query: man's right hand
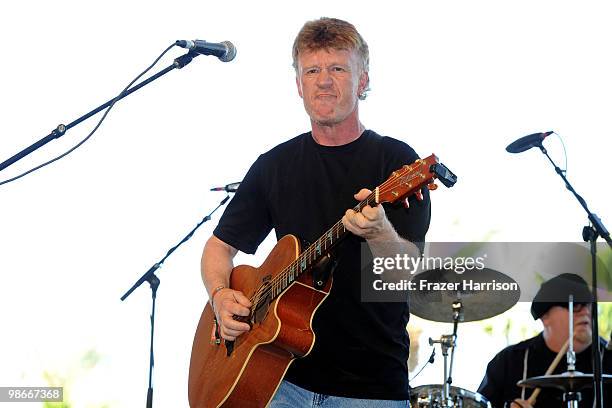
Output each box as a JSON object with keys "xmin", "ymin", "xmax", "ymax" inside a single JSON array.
[{"xmin": 212, "ymin": 288, "xmax": 252, "ymax": 341}]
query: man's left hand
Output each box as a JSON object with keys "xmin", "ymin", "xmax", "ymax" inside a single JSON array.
[{"xmin": 342, "ymin": 189, "xmax": 397, "ymax": 242}]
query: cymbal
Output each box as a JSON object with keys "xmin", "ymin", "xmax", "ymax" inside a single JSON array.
[
  {"xmin": 517, "ymin": 371, "xmax": 612, "ymax": 392},
  {"xmin": 409, "ymin": 268, "xmax": 520, "ymax": 322}
]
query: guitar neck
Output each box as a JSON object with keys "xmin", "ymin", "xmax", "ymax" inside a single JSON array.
[
  {"xmin": 267, "ymin": 191, "xmax": 378, "ymax": 300},
  {"xmin": 264, "ymin": 154, "xmax": 457, "ymax": 302}
]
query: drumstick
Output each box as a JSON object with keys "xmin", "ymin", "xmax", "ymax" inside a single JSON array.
[{"xmin": 526, "ymin": 338, "xmax": 570, "ymax": 406}]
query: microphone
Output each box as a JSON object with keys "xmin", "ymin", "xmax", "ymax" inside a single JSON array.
[
  {"xmin": 175, "ymin": 40, "xmax": 237, "ymax": 62},
  {"xmin": 211, "ymin": 182, "xmax": 241, "ymax": 192},
  {"xmin": 506, "ymin": 131, "xmax": 553, "ymax": 153}
]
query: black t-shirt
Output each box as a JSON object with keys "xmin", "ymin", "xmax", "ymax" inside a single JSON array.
[
  {"xmin": 213, "ymin": 130, "xmax": 431, "ymax": 400},
  {"xmin": 478, "ymin": 333, "xmax": 612, "ymax": 408}
]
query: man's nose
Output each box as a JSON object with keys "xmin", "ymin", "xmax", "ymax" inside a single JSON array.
[
  {"xmin": 574, "ymin": 304, "xmax": 591, "ymax": 316},
  {"xmin": 316, "ymin": 69, "xmax": 333, "ymax": 87}
]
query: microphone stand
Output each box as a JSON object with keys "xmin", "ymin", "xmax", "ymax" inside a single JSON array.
[
  {"xmin": 120, "ymin": 194, "xmax": 230, "ymax": 408},
  {"xmin": 536, "ymin": 142, "xmax": 611, "ymax": 408},
  {"xmin": 0, "ymin": 51, "xmax": 199, "ymax": 173}
]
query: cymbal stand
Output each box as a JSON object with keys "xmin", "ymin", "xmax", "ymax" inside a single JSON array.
[
  {"xmin": 563, "ymin": 392, "xmax": 582, "ymax": 408},
  {"xmin": 567, "ymin": 295, "xmax": 576, "ymax": 372},
  {"xmin": 563, "ymin": 295, "xmax": 581, "ymax": 408},
  {"xmin": 429, "ymin": 299, "xmax": 463, "ymax": 407}
]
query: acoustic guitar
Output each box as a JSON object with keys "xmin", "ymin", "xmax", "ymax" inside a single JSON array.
[{"xmin": 188, "ymin": 154, "xmax": 456, "ymax": 407}]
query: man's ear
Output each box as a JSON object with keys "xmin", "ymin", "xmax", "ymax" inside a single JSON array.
[
  {"xmin": 540, "ymin": 310, "xmax": 550, "ymax": 326},
  {"xmin": 358, "ymin": 71, "xmax": 369, "ymax": 95}
]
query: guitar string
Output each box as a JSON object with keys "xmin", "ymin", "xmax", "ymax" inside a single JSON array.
[
  {"xmin": 248, "ymin": 198, "xmax": 370, "ymax": 309},
  {"xmin": 247, "ymin": 168, "xmax": 429, "ymax": 309},
  {"xmin": 248, "ymin": 169, "xmax": 428, "ymax": 308},
  {"xmin": 247, "ymin": 163, "xmax": 431, "ymax": 309},
  {"xmin": 248, "ymin": 188, "xmax": 378, "ymax": 305}
]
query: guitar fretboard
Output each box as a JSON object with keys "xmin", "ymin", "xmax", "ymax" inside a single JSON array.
[{"xmin": 251, "ymin": 192, "xmax": 377, "ymax": 305}]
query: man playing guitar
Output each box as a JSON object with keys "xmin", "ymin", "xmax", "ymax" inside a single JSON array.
[{"xmin": 200, "ymin": 17, "xmax": 431, "ymax": 407}]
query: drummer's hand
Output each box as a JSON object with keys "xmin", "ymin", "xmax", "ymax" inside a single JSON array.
[
  {"xmin": 212, "ymin": 288, "xmax": 252, "ymax": 341},
  {"xmin": 510, "ymin": 399, "xmax": 533, "ymax": 408}
]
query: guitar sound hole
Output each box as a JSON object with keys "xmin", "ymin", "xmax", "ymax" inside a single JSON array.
[{"xmin": 253, "ymin": 289, "xmax": 271, "ymax": 324}]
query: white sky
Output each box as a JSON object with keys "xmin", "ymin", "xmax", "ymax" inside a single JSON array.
[{"xmin": 0, "ymin": 1, "xmax": 610, "ymax": 406}]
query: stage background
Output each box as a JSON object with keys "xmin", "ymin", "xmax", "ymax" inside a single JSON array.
[{"xmin": 0, "ymin": 1, "xmax": 610, "ymax": 406}]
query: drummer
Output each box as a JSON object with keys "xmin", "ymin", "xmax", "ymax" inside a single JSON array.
[{"xmin": 477, "ymin": 273, "xmax": 611, "ymax": 408}]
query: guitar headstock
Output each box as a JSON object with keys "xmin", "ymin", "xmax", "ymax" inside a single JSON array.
[{"xmin": 376, "ymin": 154, "xmax": 457, "ymax": 204}]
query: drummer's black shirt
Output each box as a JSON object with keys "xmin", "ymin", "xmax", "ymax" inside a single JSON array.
[
  {"xmin": 478, "ymin": 333, "xmax": 612, "ymax": 407},
  {"xmin": 213, "ymin": 130, "xmax": 431, "ymax": 399}
]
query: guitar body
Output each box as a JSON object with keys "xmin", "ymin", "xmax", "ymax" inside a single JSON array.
[{"xmin": 188, "ymin": 234, "xmax": 333, "ymax": 408}]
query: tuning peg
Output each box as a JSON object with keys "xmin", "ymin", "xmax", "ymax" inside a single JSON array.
[
  {"xmin": 427, "ymin": 183, "xmax": 438, "ymax": 191},
  {"xmin": 415, "ymin": 190, "xmax": 423, "ymax": 201},
  {"xmin": 403, "ymin": 197, "xmax": 410, "ymax": 209}
]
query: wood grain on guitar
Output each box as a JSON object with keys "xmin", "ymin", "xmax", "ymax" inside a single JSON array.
[{"xmin": 188, "ymin": 154, "xmax": 456, "ymax": 408}]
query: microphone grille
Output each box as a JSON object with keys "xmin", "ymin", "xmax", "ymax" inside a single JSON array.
[{"xmin": 220, "ymin": 41, "xmax": 237, "ymax": 62}]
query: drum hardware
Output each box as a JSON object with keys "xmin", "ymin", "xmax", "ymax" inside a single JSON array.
[
  {"xmin": 410, "ymin": 267, "xmax": 519, "ymax": 407},
  {"xmin": 410, "ymin": 268, "xmax": 520, "ymax": 323},
  {"xmin": 428, "ymin": 300, "xmax": 462, "ymax": 407},
  {"xmin": 410, "ymin": 384, "xmax": 491, "ymax": 408},
  {"xmin": 419, "ymin": 299, "xmax": 491, "ymax": 407},
  {"xmin": 565, "ymin": 295, "xmax": 579, "ymax": 408},
  {"xmin": 517, "ymin": 295, "xmax": 612, "ymax": 408},
  {"xmin": 518, "ymin": 372, "xmax": 612, "ymax": 392}
]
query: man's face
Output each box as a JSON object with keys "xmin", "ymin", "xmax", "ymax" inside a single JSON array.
[
  {"xmin": 542, "ymin": 304, "xmax": 592, "ymax": 348},
  {"xmin": 295, "ymin": 48, "xmax": 368, "ymax": 126}
]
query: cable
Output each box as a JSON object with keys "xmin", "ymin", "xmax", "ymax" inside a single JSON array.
[
  {"xmin": 409, "ymin": 346, "xmax": 436, "ymax": 382},
  {"xmin": 0, "ymin": 42, "xmax": 177, "ymax": 186},
  {"xmin": 552, "ymin": 131, "xmax": 568, "ymax": 174}
]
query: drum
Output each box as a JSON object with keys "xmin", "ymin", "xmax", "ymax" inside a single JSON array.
[{"xmin": 410, "ymin": 384, "xmax": 491, "ymax": 408}]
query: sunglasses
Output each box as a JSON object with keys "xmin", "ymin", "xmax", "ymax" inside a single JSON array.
[{"xmin": 560, "ymin": 303, "xmax": 590, "ymax": 313}]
